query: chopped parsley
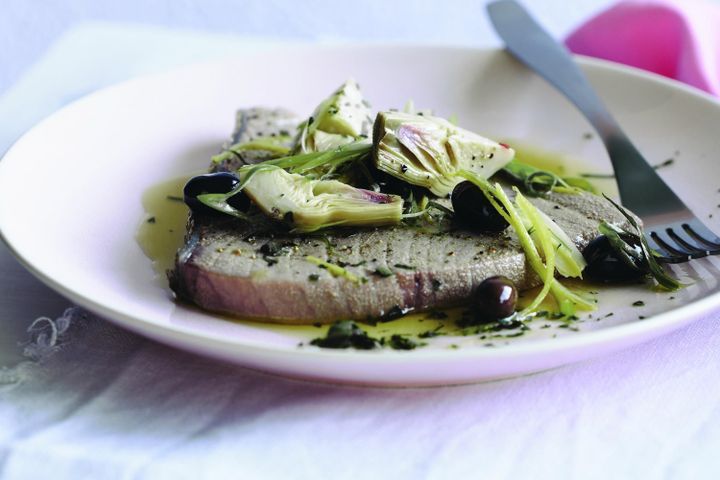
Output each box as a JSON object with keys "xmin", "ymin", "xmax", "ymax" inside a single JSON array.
[
  {"xmin": 310, "ymin": 320, "xmax": 377, "ymax": 349},
  {"xmin": 374, "ymin": 266, "xmax": 394, "ymax": 277},
  {"xmin": 393, "ymin": 263, "xmax": 416, "ymax": 270},
  {"xmin": 386, "ymin": 335, "xmax": 424, "ymax": 350}
]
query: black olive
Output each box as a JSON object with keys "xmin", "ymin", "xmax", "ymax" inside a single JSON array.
[
  {"xmin": 473, "ymin": 275, "xmax": 518, "ymax": 323},
  {"xmin": 183, "ymin": 172, "xmax": 249, "ymax": 215},
  {"xmin": 582, "ymin": 235, "xmax": 646, "ymax": 283},
  {"xmin": 451, "ymin": 181, "xmax": 509, "ymax": 233},
  {"xmin": 226, "ymin": 190, "xmax": 251, "ymax": 211},
  {"xmin": 371, "ymin": 167, "xmax": 421, "ymax": 198}
]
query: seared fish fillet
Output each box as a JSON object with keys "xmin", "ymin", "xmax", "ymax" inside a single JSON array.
[{"xmin": 170, "ymin": 109, "xmax": 627, "ymax": 324}]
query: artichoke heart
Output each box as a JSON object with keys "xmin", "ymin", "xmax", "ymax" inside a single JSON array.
[
  {"xmin": 295, "ymin": 79, "xmax": 374, "ymax": 153},
  {"xmin": 373, "ymin": 111, "xmax": 515, "ymax": 196},
  {"xmin": 241, "ymin": 167, "xmax": 403, "ymax": 232}
]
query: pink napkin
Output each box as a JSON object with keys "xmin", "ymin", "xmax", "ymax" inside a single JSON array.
[{"xmin": 566, "ymin": 0, "xmax": 720, "ymax": 96}]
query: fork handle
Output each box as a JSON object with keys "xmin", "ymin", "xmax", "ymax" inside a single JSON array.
[{"xmin": 486, "ymin": 0, "xmax": 687, "ymax": 218}]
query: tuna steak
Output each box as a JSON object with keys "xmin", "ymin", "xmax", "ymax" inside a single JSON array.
[{"xmin": 170, "ymin": 108, "xmax": 628, "ymax": 324}]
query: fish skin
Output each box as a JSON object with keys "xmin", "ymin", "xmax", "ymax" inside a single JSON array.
[{"xmin": 170, "ymin": 108, "xmax": 630, "ymax": 324}]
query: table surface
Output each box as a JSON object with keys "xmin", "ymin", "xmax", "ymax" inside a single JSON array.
[{"xmin": 3, "ymin": 2, "xmax": 720, "ymax": 479}]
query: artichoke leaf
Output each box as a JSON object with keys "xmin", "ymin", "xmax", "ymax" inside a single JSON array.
[
  {"xmin": 240, "ymin": 166, "xmax": 403, "ymax": 232},
  {"xmin": 373, "ymin": 111, "xmax": 515, "ymax": 196},
  {"xmin": 295, "ymin": 79, "xmax": 374, "ymax": 154}
]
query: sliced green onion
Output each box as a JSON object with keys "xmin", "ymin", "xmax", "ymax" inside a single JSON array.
[
  {"xmin": 503, "ymin": 160, "xmax": 597, "ymax": 196},
  {"xmin": 457, "ymin": 169, "xmax": 595, "ymax": 316},
  {"xmin": 511, "ymin": 192, "xmax": 557, "ymax": 314},
  {"xmin": 197, "ymin": 142, "xmax": 373, "ymax": 219},
  {"xmin": 211, "ymin": 136, "xmax": 293, "ymax": 164}
]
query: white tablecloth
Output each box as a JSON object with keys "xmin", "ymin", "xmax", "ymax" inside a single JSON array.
[{"xmin": 2, "ymin": 11, "xmax": 720, "ymax": 480}]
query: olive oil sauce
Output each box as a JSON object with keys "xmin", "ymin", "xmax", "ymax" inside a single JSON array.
[{"xmin": 137, "ymin": 146, "xmax": 608, "ymax": 349}]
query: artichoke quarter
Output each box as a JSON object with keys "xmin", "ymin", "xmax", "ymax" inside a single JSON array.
[
  {"xmin": 295, "ymin": 80, "xmax": 374, "ymax": 154},
  {"xmin": 373, "ymin": 111, "xmax": 515, "ymax": 196},
  {"xmin": 241, "ymin": 166, "xmax": 403, "ymax": 232}
]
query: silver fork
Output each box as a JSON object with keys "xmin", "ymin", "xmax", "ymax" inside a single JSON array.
[{"xmin": 487, "ymin": 0, "xmax": 720, "ymax": 264}]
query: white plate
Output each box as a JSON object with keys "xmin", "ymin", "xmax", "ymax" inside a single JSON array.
[{"xmin": 2, "ymin": 46, "xmax": 720, "ymax": 387}]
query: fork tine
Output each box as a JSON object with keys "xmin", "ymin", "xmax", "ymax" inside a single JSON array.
[
  {"xmin": 647, "ymin": 221, "xmax": 720, "ymax": 264},
  {"xmin": 649, "ymin": 230, "xmax": 694, "ymax": 261},
  {"xmin": 683, "ymin": 220, "xmax": 720, "ymax": 249},
  {"xmin": 666, "ymin": 228, "xmax": 712, "ymax": 258},
  {"xmin": 645, "ymin": 234, "xmax": 687, "ymax": 264},
  {"xmin": 644, "ymin": 234, "xmax": 667, "ymax": 256}
]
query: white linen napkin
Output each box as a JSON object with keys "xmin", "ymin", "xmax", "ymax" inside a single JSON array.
[
  {"xmin": 4, "ymin": 306, "xmax": 720, "ymax": 479},
  {"xmin": 2, "ymin": 19, "xmax": 720, "ymax": 480}
]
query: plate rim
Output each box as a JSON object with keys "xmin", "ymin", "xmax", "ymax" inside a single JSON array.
[{"xmin": 1, "ymin": 44, "xmax": 719, "ymax": 368}]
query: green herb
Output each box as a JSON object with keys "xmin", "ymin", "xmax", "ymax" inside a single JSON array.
[
  {"xmin": 418, "ymin": 325, "xmax": 445, "ymax": 338},
  {"xmin": 632, "ymin": 300, "xmax": 645, "ymax": 307},
  {"xmin": 387, "ymin": 335, "xmax": 424, "ymax": 350},
  {"xmin": 653, "ymin": 158, "xmax": 674, "ymax": 170},
  {"xmin": 259, "ymin": 240, "xmax": 293, "ymax": 257},
  {"xmin": 263, "ymin": 257, "xmax": 278, "ymax": 266},
  {"xmin": 393, "ymin": 263, "xmax": 416, "ymax": 270},
  {"xmin": 601, "ymin": 195, "xmax": 682, "ymax": 291},
  {"xmin": 147, "ymin": 216, "xmax": 156, "ymax": 224},
  {"xmin": 320, "ymin": 235, "xmax": 335, "ymax": 255},
  {"xmin": 580, "ymin": 172, "xmax": 615, "ymax": 179},
  {"xmin": 305, "ymin": 255, "xmax": 365, "ymax": 284},
  {"xmin": 166, "ymin": 195, "xmax": 184, "ymax": 202},
  {"xmin": 336, "ymin": 260, "xmax": 367, "ymax": 268},
  {"xmin": 374, "ymin": 266, "xmax": 394, "ymax": 277},
  {"xmin": 557, "ymin": 324, "xmax": 579, "ymax": 332},
  {"xmin": 308, "ymin": 274, "xmax": 320, "ymax": 282},
  {"xmin": 310, "ymin": 320, "xmax": 377, "ymax": 349}
]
